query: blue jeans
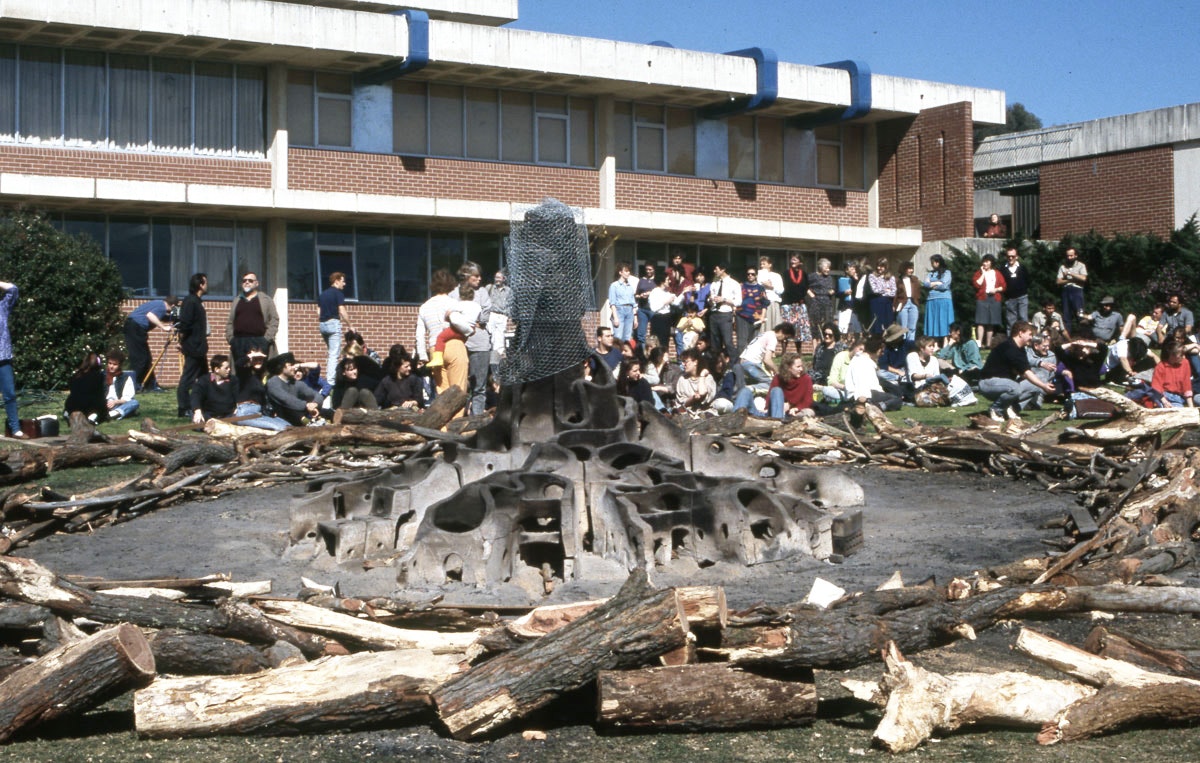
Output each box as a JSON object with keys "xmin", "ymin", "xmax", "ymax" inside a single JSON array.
[
  {"xmin": 733, "ymin": 386, "xmax": 785, "ymax": 418},
  {"xmin": 739, "ymin": 361, "xmax": 772, "ymax": 390},
  {"xmin": 636, "ymin": 308, "xmax": 652, "ymax": 345},
  {"xmin": 108, "ymin": 399, "xmax": 140, "ymax": 420},
  {"xmin": 319, "ymin": 318, "xmax": 341, "ymax": 383},
  {"xmin": 1062, "ymin": 288, "xmax": 1084, "ymax": 332},
  {"xmin": 0, "ymin": 360, "xmax": 16, "ymax": 434},
  {"xmin": 896, "ymin": 300, "xmax": 918, "ymax": 342},
  {"xmin": 234, "ymin": 402, "xmax": 290, "ymax": 431},
  {"xmin": 979, "ymin": 377, "xmax": 1042, "ymax": 411},
  {"xmin": 613, "ymin": 305, "xmax": 635, "ymax": 342}
]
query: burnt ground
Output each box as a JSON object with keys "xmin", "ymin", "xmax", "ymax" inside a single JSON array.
[{"xmin": 6, "ymin": 465, "xmax": 1200, "ymax": 762}]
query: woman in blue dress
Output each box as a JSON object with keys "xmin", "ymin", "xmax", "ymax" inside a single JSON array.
[{"xmin": 923, "ymin": 254, "xmax": 954, "ymax": 345}]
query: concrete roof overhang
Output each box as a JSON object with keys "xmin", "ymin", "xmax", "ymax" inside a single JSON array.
[{"xmin": 0, "ymin": 1, "xmax": 1004, "ymax": 124}]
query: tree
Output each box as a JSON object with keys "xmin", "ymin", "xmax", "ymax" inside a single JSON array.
[
  {"xmin": 974, "ymin": 103, "xmax": 1044, "ymax": 146},
  {"xmin": 0, "ymin": 210, "xmax": 125, "ymax": 389}
]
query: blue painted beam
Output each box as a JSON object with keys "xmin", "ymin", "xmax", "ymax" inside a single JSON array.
[
  {"xmin": 355, "ymin": 10, "xmax": 429, "ymax": 87},
  {"xmin": 700, "ymin": 47, "xmax": 778, "ymax": 119},
  {"xmin": 791, "ymin": 59, "xmax": 871, "ymax": 130}
]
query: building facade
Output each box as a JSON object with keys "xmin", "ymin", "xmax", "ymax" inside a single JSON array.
[
  {"xmin": 975, "ymin": 102, "xmax": 1200, "ymax": 241},
  {"xmin": 0, "ymin": 0, "xmax": 1003, "ymax": 381}
]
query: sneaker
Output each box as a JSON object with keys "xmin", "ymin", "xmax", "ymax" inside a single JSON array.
[
  {"xmin": 1005, "ymin": 406, "xmax": 1021, "ymax": 420},
  {"xmin": 145, "ymin": 386, "xmax": 167, "ymax": 394},
  {"xmin": 10, "ymin": 429, "xmax": 25, "ymax": 439},
  {"xmin": 988, "ymin": 407, "xmax": 1005, "ymax": 422}
]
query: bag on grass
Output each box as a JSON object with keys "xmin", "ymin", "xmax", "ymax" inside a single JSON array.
[
  {"xmin": 946, "ymin": 374, "xmax": 976, "ymax": 407},
  {"xmin": 914, "ymin": 381, "xmax": 950, "ymax": 408}
]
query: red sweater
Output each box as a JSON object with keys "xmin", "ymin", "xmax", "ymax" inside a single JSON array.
[
  {"xmin": 770, "ymin": 373, "xmax": 814, "ymax": 412},
  {"xmin": 1152, "ymin": 359, "xmax": 1193, "ymax": 398},
  {"xmin": 972, "ymin": 269, "xmax": 1007, "ymax": 302}
]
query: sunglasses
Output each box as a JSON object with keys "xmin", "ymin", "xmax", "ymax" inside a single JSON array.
[{"xmin": 242, "ymin": 278, "xmax": 257, "ymax": 283}]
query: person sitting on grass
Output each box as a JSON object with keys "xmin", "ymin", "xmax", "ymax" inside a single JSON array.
[
  {"xmin": 266, "ymin": 352, "xmax": 325, "ymax": 426},
  {"xmin": 733, "ymin": 352, "xmax": 814, "ymax": 419},
  {"xmin": 1151, "ymin": 341, "xmax": 1195, "ymax": 408},
  {"xmin": 228, "ymin": 350, "xmax": 290, "ymax": 432},
  {"xmin": 936, "ymin": 322, "xmax": 983, "ymax": 385},
  {"xmin": 845, "ymin": 335, "xmax": 903, "ymax": 414},
  {"xmin": 64, "ymin": 351, "xmax": 106, "ymax": 424},
  {"xmin": 191, "ymin": 354, "xmax": 238, "ymax": 426},
  {"xmin": 617, "ymin": 359, "xmax": 656, "ymax": 408},
  {"xmin": 103, "ymin": 349, "xmax": 139, "ymax": 421},
  {"xmin": 332, "ymin": 357, "xmax": 380, "ymax": 410},
  {"xmin": 674, "ymin": 349, "xmax": 716, "ymax": 414},
  {"xmin": 374, "ymin": 354, "xmax": 425, "ymax": 410},
  {"xmin": 906, "ymin": 336, "xmax": 951, "ymax": 392}
]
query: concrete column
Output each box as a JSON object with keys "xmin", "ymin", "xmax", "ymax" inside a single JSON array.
[
  {"xmin": 267, "ymin": 64, "xmax": 289, "ymax": 194},
  {"xmin": 865, "ymin": 122, "xmax": 880, "ymax": 229},
  {"xmin": 596, "ymin": 95, "xmax": 616, "ymax": 209},
  {"xmin": 266, "ymin": 218, "xmax": 289, "ymax": 354}
]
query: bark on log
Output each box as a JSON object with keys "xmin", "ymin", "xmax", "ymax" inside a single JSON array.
[
  {"xmin": 1039, "ymin": 680, "xmax": 1200, "ymax": 744},
  {"xmin": 849, "ymin": 642, "xmax": 1095, "ymax": 753},
  {"xmin": 1063, "ymin": 386, "xmax": 1200, "ymax": 442},
  {"xmin": 254, "ymin": 599, "xmax": 478, "ymax": 653},
  {"xmin": 0, "ymin": 557, "xmax": 328, "ymax": 657},
  {"xmin": 1084, "ymin": 626, "xmax": 1200, "ymax": 679},
  {"xmin": 334, "ymin": 386, "xmax": 467, "ymax": 431},
  {"xmin": 596, "ymin": 663, "xmax": 815, "ymax": 731},
  {"xmin": 0, "ymin": 623, "xmax": 155, "ymax": 743},
  {"xmin": 433, "ymin": 570, "xmax": 690, "ymax": 740},
  {"xmin": 239, "ymin": 424, "xmax": 424, "ymax": 457},
  {"xmin": 150, "ymin": 629, "xmax": 274, "ymax": 676},
  {"xmin": 134, "ymin": 649, "xmax": 460, "ymax": 738},
  {"xmin": 44, "ymin": 442, "xmax": 166, "ymax": 471}
]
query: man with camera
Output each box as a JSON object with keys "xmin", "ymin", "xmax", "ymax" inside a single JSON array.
[{"xmin": 123, "ymin": 294, "xmax": 180, "ymax": 393}]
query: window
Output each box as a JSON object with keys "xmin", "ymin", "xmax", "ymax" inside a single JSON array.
[
  {"xmin": 727, "ymin": 115, "xmax": 756, "ymax": 180},
  {"xmin": 666, "ymin": 108, "xmax": 694, "ymax": 176},
  {"xmin": 536, "ymin": 94, "xmax": 568, "ymax": 165},
  {"xmin": 0, "ymin": 45, "xmax": 265, "ymax": 155},
  {"xmin": 816, "ymin": 125, "xmax": 865, "ymax": 189},
  {"xmin": 315, "ymin": 72, "xmax": 351, "ymax": 148},
  {"xmin": 392, "ymin": 79, "xmax": 427, "ymax": 155}
]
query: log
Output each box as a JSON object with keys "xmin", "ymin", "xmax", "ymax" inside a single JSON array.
[
  {"xmin": 596, "ymin": 663, "xmax": 815, "ymax": 731},
  {"xmin": 1063, "ymin": 386, "xmax": 1200, "ymax": 442},
  {"xmin": 1083, "ymin": 626, "xmax": 1200, "ymax": 679},
  {"xmin": 134, "ymin": 648, "xmax": 461, "ymax": 738},
  {"xmin": 254, "ymin": 599, "xmax": 478, "ymax": 654},
  {"xmin": 44, "ymin": 442, "xmax": 165, "ymax": 471},
  {"xmin": 852, "ymin": 642, "xmax": 1094, "ymax": 753},
  {"xmin": 239, "ymin": 424, "xmax": 424, "ymax": 457},
  {"xmin": 0, "ymin": 623, "xmax": 155, "ymax": 743},
  {"xmin": 334, "ymin": 386, "xmax": 467, "ymax": 431},
  {"xmin": 1014, "ymin": 627, "xmax": 1200, "ymax": 690},
  {"xmin": 1040, "ymin": 680, "xmax": 1200, "ymax": 744},
  {"xmin": 433, "ymin": 570, "xmax": 690, "ymax": 740},
  {"xmin": 150, "ymin": 629, "xmax": 274, "ymax": 675}
]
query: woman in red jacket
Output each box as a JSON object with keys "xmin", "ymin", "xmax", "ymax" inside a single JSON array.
[{"xmin": 972, "ymin": 253, "xmax": 1006, "ymax": 349}]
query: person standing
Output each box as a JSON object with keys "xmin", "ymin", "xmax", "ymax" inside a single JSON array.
[
  {"xmin": 607, "ymin": 262, "xmax": 637, "ymax": 343},
  {"xmin": 225, "ymin": 271, "xmax": 278, "ymax": 364},
  {"xmin": 735, "ymin": 266, "xmax": 769, "ymax": 352},
  {"xmin": 866, "ymin": 259, "xmax": 896, "ymax": 334},
  {"xmin": 124, "ymin": 295, "xmax": 179, "ymax": 392},
  {"xmin": 1000, "ymin": 245, "xmax": 1030, "ymax": 331},
  {"xmin": 923, "ymin": 254, "xmax": 953, "ymax": 345},
  {"xmin": 893, "ymin": 261, "xmax": 921, "ymax": 342},
  {"xmin": 759, "ymin": 255, "xmax": 786, "ymax": 337},
  {"xmin": 453, "ymin": 261, "xmax": 492, "ymax": 417},
  {"xmin": 634, "ymin": 263, "xmax": 657, "ymax": 347},
  {"xmin": 0, "ymin": 280, "xmax": 19, "ymax": 437},
  {"xmin": 318, "ymin": 272, "xmax": 353, "ymax": 383},
  {"xmin": 837, "ymin": 262, "xmax": 861, "ymax": 336},
  {"xmin": 972, "ymin": 254, "xmax": 1006, "ymax": 349},
  {"xmin": 708, "ymin": 263, "xmax": 740, "ymax": 361},
  {"xmin": 779, "ymin": 253, "xmax": 808, "ymax": 342},
  {"xmin": 175, "ymin": 273, "xmax": 209, "ymax": 418},
  {"xmin": 1056, "ymin": 246, "xmax": 1087, "ymax": 332},
  {"xmin": 806, "ymin": 257, "xmax": 836, "ymax": 333},
  {"xmin": 485, "ymin": 269, "xmax": 511, "ymax": 375}
]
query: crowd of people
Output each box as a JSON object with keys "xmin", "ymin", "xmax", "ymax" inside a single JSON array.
[{"xmin": 29, "ymin": 243, "xmax": 1200, "ymax": 438}]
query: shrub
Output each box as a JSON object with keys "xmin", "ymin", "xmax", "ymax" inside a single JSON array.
[{"xmin": 0, "ymin": 210, "xmax": 125, "ymax": 389}]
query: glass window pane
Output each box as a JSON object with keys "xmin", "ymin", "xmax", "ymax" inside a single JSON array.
[
  {"xmin": 315, "ymin": 72, "xmax": 351, "ymax": 95},
  {"xmin": 613, "ymin": 101, "xmax": 632, "ymax": 170},
  {"xmin": 536, "ymin": 93, "xmax": 567, "ymax": 115},
  {"xmin": 316, "ymin": 227, "xmax": 353, "ymax": 248},
  {"xmin": 319, "ymin": 250, "xmax": 355, "ymax": 299},
  {"xmin": 63, "ymin": 214, "xmax": 106, "ymax": 250},
  {"xmin": 465, "ymin": 87, "xmax": 499, "ymax": 159},
  {"xmin": 236, "ymin": 66, "xmax": 266, "ymax": 154},
  {"xmin": 730, "ymin": 247, "xmax": 757, "ymax": 273},
  {"xmin": 635, "ymin": 124, "xmax": 664, "ymax": 172},
  {"xmin": 152, "ymin": 58, "xmax": 192, "ymax": 150},
  {"xmin": 19, "ymin": 46, "xmax": 61, "ymax": 140},
  {"xmin": 195, "ymin": 61, "xmax": 234, "ymax": 152},
  {"xmin": 166, "ymin": 220, "xmax": 194, "ymax": 295},
  {"xmin": 758, "ymin": 117, "xmax": 783, "ymax": 183},
  {"xmin": 537, "ymin": 115, "xmax": 567, "ymax": 164},
  {"xmin": 843, "ymin": 126, "xmax": 864, "ymax": 189},
  {"xmin": 393, "ymin": 230, "xmax": 427, "ymax": 304},
  {"xmin": 287, "ymin": 225, "xmax": 316, "ymax": 300},
  {"xmin": 109, "ymin": 218, "xmax": 150, "ymax": 295},
  {"xmin": 197, "ymin": 244, "xmax": 234, "ymax": 296},
  {"xmin": 466, "ymin": 233, "xmax": 500, "ymax": 283},
  {"xmin": 151, "ymin": 220, "xmax": 173, "ymax": 296},
  {"xmin": 814, "ymin": 125, "xmax": 839, "ymax": 141},
  {"xmin": 727, "ymin": 115, "xmax": 755, "ymax": 180},
  {"xmin": 356, "ymin": 229, "xmax": 391, "ymax": 302},
  {"xmin": 429, "ymin": 84, "xmax": 463, "ymax": 156},
  {"xmin": 666, "ymin": 108, "xmax": 693, "ymax": 175},
  {"xmin": 697, "ymin": 245, "xmax": 726, "ymax": 274},
  {"xmin": 110, "ymin": 54, "xmax": 150, "ymax": 148},
  {"xmin": 430, "ymin": 233, "xmax": 464, "ymax": 275},
  {"xmin": 64, "ymin": 50, "xmax": 105, "ymax": 144},
  {"xmin": 392, "ymin": 79, "xmax": 427, "ymax": 155},
  {"xmin": 501, "ymin": 90, "xmax": 533, "ymax": 162},
  {"xmin": 0, "ymin": 44, "xmax": 14, "ymax": 138},
  {"xmin": 286, "ymin": 70, "xmax": 313, "ymax": 146},
  {"xmin": 316, "ymin": 96, "xmax": 350, "ymax": 147},
  {"xmin": 236, "ymin": 224, "xmax": 264, "ymax": 286},
  {"xmin": 635, "ymin": 103, "xmax": 663, "ymax": 124},
  {"xmin": 817, "ymin": 142, "xmax": 841, "ymax": 186},
  {"xmin": 569, "ymin": 97, "xmax": 594, "ymax": 168}
]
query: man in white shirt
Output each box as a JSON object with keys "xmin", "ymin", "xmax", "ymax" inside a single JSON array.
[
  {"xmin": 738, "ymin": 322, "xmax": 796, "ymax": 389},
  {"xmin": 708, "ymin": 263, "xmax": 740, "ymax": 361},
  {"xmin": 845, "ymin": 335, "xmax": 903, "ymax": 411}
]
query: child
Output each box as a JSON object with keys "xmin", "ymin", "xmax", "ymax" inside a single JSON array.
[
  {"xmin": 675, "ymin": 302, "xmax": 706, "ymax": 351},
  {"xmin": 427, "ymin": 285, "xmax": 479, "ymax": 369}
]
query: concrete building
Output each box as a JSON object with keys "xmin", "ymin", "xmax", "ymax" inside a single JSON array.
[
  {"xmin": 975, "ymin": 102, "xmax": 1200, "ymax": 240},
  {"xmin": 0, "ymin": 0, "xmax": 1004, "ymax": 381}
]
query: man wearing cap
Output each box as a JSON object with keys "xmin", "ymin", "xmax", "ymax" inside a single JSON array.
[
  {"xmin": 225, "ymin": 271, "xmax": 278, "ymax": 363},
  {"xmin": 265, "ymin": 352, "xmax": 323, "ymax": 427},
  {"xmin": 1080, "ymin": 296, "xmax": 1124, "ymax": 343}
]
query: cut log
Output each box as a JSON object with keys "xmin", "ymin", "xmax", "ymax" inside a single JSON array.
[
  {"xmin": 254, "ymin": 599, "xmax": 478, "ymax": 653},
  {"xmin": 433, "ymin": 570, "xmax": 690, "ymax": 740},
  {"xmin": 1083, "ymin": 626, "xmax": 1200, "ymax": 679},
  {"xmin": 0, "ymin": 623, "xmax": 155, "ymax": 743},
  {"xmin": 150, "ymin": 629, "xmax": 274, "ymax": 675},
  {"xmin": 334, "ymin": 386, "xmax": 467, "ymax": 431},
  {"xmin": 856, "ymin": 642, "xmax": 1095, "ymax": 753},
  {"xmin": 1063, "ymin": 386, "xmax": 1200, "ymax": 442},
  {"xmin": 239, "ymin": 424, "xmax": 424, "ymax": 457},
  {"xmin": 1014, "ymin": 627, "xmax": 1200, "ymax": 690},
  {"xmin": 596, "ymin": 663, "xmax": 815, "ymax": 731},
  {"xmin": 1039, "ymin": 680, "xmax": 1200, "ymax": 744},
  {"xmin": 134, "ymin": 648, "xmax": 460, "ymax": 738}
]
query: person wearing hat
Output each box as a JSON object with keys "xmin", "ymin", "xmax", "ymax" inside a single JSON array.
[
  {"xmin": 231, "ymin": 349, "xmax": 290, "ymax": 431},
  {"xmin": 1079, "ymin": 296, "xmax": 1124, "ymax": 343},
  {"xmin": 878, "ymin": 322, "xmax": 912, "ymax": 398},
  {"xmin": 266, "ymin": 352, "xmax": 324, "ymax": 427}
]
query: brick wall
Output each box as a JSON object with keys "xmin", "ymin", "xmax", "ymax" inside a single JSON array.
[
  {"xmin": 1040, "ymin": 146, "xmax": 1174, "ymax": 239},
  {"xmin": 289, "ymin": 150, "xmax": 601, "ymax": 208},
  {"xmin": 0, "ymin": 146, "xmax": 271, "ymax": 187},
  {"xmin": 877, "ymin": 102, "xmax": 974, "ymax": 240},
  {"xmin": 614, "ymin": 173, "xmax": 869, "ymax": 225}
]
